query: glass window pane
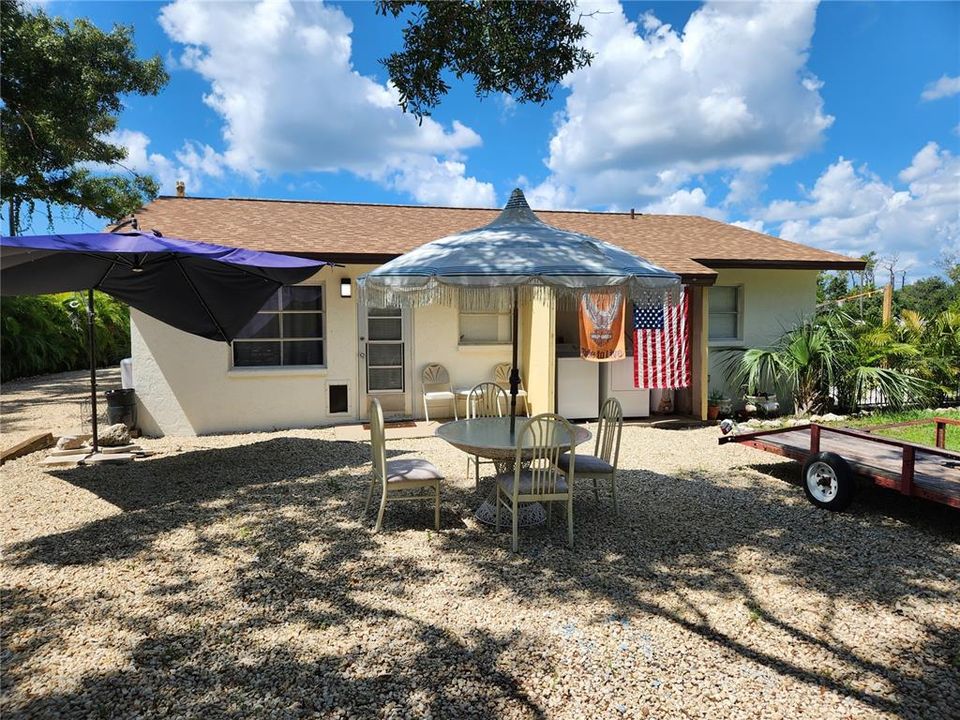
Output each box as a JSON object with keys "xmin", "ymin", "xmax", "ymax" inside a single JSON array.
[
  {"xmin": 709, "ymin": 313, "xmax": 738, "ymax": 340},
  {"xmin": 282, "ymin": 286, "xmax": 323, "ymax": 311},
  {"xmin": 282, "ymin": 313, "xmax": 323, "ymax": 338},
  {"xmin": 236, "ymin": 314, "xmax": 280, "ymax": 339},
  {"xmin": 234, "ymin": 341, "xmax": 281, "ymax": 366},
  {"xmin": 369, "ymin": 367, "xmax": 403, "ymax": 391},
  {"xmin": 283, "ymin": 340, "xmax": 323, "ymax": 365},
  {"xmin": 368, "ymin": 343, "xmax": 403, "ymax": 367},
  {"xmin": 710, "ymin": 286, "xmax": 738, "ymax": 313},
  {"xmin": 368, "ymin": 317, "xmax": 402, "ymax": 341}
]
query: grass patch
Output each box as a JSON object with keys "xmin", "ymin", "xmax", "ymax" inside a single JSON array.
[{"xmin": 834, "ymin": 409, "xmax": 960, "ymax": 452}]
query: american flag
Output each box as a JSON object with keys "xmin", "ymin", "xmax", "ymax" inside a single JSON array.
[{"xmin": 633, "ymin": 288, "xmax": 690, "ymax": 389}]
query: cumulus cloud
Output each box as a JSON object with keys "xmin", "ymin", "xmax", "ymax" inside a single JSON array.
[
  {"xmin": 920, "ymin": 74, "xmax": 960, "ymax": 101},
  {"xmin": 157, "ymin": 0, "xmax": 493, "ymax": 207},
  {"xmin": 528, "ymin": 0, "xmax": 832, "ymax": 208},
  {"xmin": 103, "ymin": 129, "xmax": 224, "ymax": 195},
  {"xmin": 641, "ymin": 187, "xmax": 725, "ymax": 220},
  {"xmin": 762, "ymin": 142, "xmax": 959, "ymax": 274}
]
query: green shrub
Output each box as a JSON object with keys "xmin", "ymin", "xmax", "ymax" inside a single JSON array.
[{"xmin": 1, "ymin": 292, "xmax": 130, "ymax": 381}]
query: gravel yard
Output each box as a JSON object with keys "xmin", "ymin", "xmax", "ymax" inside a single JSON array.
[{"xmin": 2, "ymin": 375, "xmax": 959, "ymax": 719}]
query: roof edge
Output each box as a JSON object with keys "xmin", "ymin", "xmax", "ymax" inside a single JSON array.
[{"xmin": 697, "ymin": 258, "xmax": 866, "ymax": 271}]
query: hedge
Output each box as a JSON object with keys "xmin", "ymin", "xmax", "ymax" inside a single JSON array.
[{"xmin": 1, "ymin": 292, "xmax": 130, "ymax": 382}]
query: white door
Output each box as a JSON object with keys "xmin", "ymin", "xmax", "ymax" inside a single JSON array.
[{"xmin": 358, "ymin": 306, "xmax": 410, "ymax": 418}]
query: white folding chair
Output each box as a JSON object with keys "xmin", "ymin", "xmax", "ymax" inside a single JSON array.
[
  {"xmin": 493, "ymin": 362, "xmax": 530, "ymax": 416},
  {"xmin": 421, "ymin": 363, "xmax": 458, "ymax": 422}
]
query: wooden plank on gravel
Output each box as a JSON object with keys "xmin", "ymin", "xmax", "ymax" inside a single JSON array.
[
  {"xmin": 83, "ymin": 453, "xmax": 136, "ymax": 465},
  {"xmin": 1, "ymin": 432, "xmax": 54, "ymax": 465},
  {"xmin": 99, "ymin": 444, "xmax": 142, "ymax": 454}
]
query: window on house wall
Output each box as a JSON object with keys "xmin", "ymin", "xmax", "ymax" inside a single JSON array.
[
  {"xmin": 459, "ymin": 305, "xmax": 512, "ymax": 345},
  {"xmin": 708, "ymin": 285, "xmax": 742, "ymax": 341},
  {"xmin": 232, "ymin": 285, "xmax": 324, "ymax": 367}
]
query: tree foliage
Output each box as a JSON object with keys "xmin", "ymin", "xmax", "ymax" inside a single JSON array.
[
  {"xmin": 0, "ymin": 0, "xmax": 168, "ymax": 234},
  {"xmin": 376, "ymin": 0, "xmax": 593, "ymax": 118}
]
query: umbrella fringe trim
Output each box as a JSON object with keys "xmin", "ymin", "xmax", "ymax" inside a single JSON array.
[{"xmin": 358, "ymin": 279, "xmax": 681, "ymax": 311}]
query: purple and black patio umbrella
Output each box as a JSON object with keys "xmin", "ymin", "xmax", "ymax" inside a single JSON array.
[{"xmin": 1, "ymin": 223, "xmax": 332, "ymax": 452}]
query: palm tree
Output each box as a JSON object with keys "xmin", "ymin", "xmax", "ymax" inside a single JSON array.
[{"xmin": 721, "ymin": 312, "xmax": 933, "ymax": 415}]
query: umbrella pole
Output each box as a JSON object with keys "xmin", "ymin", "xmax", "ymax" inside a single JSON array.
[
  {"xmin": 510, "ymin": 287, "xmax": 520, "ymax": 437},
  {"xmin": 87, "ymin": 289, "xmax": 99, "ymax": 454}
]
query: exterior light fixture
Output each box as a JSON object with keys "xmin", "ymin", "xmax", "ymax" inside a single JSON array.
[{"xmin": 340, "ymin": 278, "xmax": 352, "ymax": 298}]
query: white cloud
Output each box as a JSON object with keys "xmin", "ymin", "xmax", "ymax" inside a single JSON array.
[
  {"xmin": 641, "ymin": 187, "xmax": 725, "ymax": 220},
  {"xmin": 920, "ymin": 74, "xmax": 960, "ymax": 101},
  {"xmin": 762, "ymin": 142, "xmax": 960, "ymax": 275},
  {"xmin": 157, "ymin": 0, "xmax": 492, "ymax": 207},
  {"xmin": 103, "ymin": 129, "xmax": 224, "ymax": 196},
  {"xmin": 533, "ymin": 0, "xmax": 832, "ymax": 208}
]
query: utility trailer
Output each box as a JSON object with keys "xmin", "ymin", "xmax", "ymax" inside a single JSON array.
[{"xmin": 719, "ymin": 418, "xmax": 960, "ymax": 511}]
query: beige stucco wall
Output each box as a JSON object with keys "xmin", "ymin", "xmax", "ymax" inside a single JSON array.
[
  {"xmin": 706, "ymin": 268, "xmax": 818, "ymax": 410},
  {"xmin": 132, "ymin": 263, "xmax": 817, "ymax": 436},
  {"xmin": 410, "ymin": 303, "xmax": 512, "ymax": 420},
  {"xmin": 131, "ymin": 263, "xmax": 515, "ymax": 436}
]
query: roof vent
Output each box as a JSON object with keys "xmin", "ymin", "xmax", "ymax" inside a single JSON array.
[
  {"xmin": 630, "ymin": 208, "xmax": 635, "ymax": 219},
  {"xmin": 175, "ymin": 180, "xmax": 185, "ymax": 198}
]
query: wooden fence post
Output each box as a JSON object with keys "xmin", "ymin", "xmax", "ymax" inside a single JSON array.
[
  {"xmin": 901, "ymin": 446, "xmax": 915, "ymax": 496},
  {"xmin": 810, "ymin": 423, "xmax": 821, "ymax": 455},
  {"xmin": 935, "ymin": 421, "xmax": 946, "ymax": 450}
]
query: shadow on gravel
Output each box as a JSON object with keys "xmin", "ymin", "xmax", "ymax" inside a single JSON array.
[{"xmin": 3, "ymin": 438, "xmax": 959, "ymax": 719}]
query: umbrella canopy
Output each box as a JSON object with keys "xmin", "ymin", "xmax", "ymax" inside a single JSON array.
[
  {"xmin": 358, "ymin": 189, "xmax": 682, "ymax": 431},
  {"xmin": 1, "ymin": 228, "xmax": 329, "ymax": 342},
  {"xmin": 359, "ymin": 188, "xmax": 681, "ymax": 311},
  {"xmin": 1, "ymin": 227, "xmax": 331, "ymax": 454}
]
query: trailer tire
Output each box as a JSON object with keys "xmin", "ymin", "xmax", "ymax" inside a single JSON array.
[{"xmin": 802, "ymin": 452, "xmax": 854, "ymax": 511}]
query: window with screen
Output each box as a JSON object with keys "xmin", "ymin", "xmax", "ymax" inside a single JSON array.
[
  {"xmin": 232, "ymin": 285, "xmax": 324, "ymax": 367},
  {"xmin": 708, "ymin": 285, "xmax": 742, "ymax": 341},
  {"xmin": 459, "ymin": 305, "xmax": 512, "ymax": 345}
]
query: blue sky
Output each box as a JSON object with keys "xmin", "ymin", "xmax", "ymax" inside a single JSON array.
[{"xmin": 38, "ymin": 1, "xmax": 960, "ymax": 279}]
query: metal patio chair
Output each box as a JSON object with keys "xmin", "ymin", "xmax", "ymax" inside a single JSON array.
[
  {"xmin": 365, "ymin": 398, "xmax": 442, "ymax": 532},
  {"xmin": 557, "ymin": 397, "xmax": 624, "ymax": 512},
  {"xmin": 495, "ymin": 413, "xmax": 576, "ymax": 552},
  {"xmin": 466, "ymin": 382, "xmax": 508, "ymax": 487}
]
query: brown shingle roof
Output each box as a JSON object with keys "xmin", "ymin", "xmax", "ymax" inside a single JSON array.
[{"xmin": 133, "ymin": 196, "xmax": 863, "ymax": 282}]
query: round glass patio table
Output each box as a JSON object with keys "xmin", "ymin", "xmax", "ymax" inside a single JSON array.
[{"xmin": 435, "ymin": 417, "xmax": 592, "ymax": 526}]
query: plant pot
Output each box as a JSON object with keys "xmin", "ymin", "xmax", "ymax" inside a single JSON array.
[{"xmin": 707, "ymin": 405, "xmax": 721, "ymax": 422}]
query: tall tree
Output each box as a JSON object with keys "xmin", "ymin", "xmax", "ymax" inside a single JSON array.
[
  {"xmin": 376, "ymin": 1, "xmax": 593, "ymax": 118},
  {"xmin": 1, "ymin": 0, "xmax": 168, "ymax": 235}
]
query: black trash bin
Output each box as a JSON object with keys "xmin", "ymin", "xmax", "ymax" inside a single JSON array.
[{"xmin": 105, "ymin": 388, "xmax": 137, "ymax": 429}]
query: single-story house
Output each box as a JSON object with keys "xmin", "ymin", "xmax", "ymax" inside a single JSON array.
[{"xmin": 127, "ymin": 194, "xmax": 862, "ymax": 436}]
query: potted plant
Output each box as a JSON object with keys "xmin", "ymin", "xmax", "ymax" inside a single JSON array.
[{"xmin": 707, "ymin": 390, "xmax": 724, "ymax": 422}]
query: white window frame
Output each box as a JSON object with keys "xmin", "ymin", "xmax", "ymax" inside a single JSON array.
[
  {"xmin": 458, "ymin": 307, "xmax": 513, "ymax": 346},
  {"xmin": 708, "ymin": 284, "xmax": 744, "ymax": 344},
  {"xmin": 231, "ymin": 282, "xmax": 326, "ymax": 369}
]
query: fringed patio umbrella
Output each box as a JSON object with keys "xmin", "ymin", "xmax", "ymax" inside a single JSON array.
[{"xmin": 359, "ymin": 189, "xmax": 681, "ymax": 433}]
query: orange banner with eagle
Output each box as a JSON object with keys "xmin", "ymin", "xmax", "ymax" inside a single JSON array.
[{"xmin": 579, "ymin": 292, "xmax": 626, "ymax": 362}]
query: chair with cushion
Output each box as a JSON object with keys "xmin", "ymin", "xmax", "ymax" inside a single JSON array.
[
  {"xmin": 365, "ymin": 398, "xmax": 442, "ymax": 532},
  {"xmin": 465, "ymin": 382, "xmax": 508, "ymax": 486},
  {"xmin": 495, "ymin": 413, "xmax": 576, "ymax": 552},
  {"xmin": 421, "ymin": 363, "xmax": 458, "ymax": 422},
  {"xmin": 493, "ymin": 362, "xmax": 530, "ymax": 416},
  {"xmin": 557, "ymin": 397, "xmax": 623, "ymax": 512}
]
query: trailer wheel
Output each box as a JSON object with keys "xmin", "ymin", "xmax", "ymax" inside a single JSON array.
[{"xmin": 802, "ymin": 452, "xmax": 854, "ymax": 511}]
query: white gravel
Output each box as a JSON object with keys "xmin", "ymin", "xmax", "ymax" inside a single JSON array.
[{"xmin": 1, "ymin": 374, "xmax": 958, "ymax": 719}]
